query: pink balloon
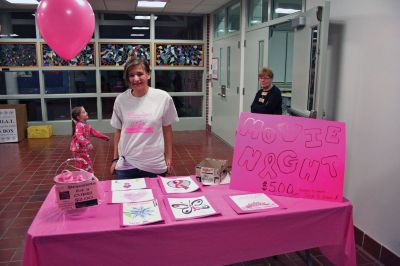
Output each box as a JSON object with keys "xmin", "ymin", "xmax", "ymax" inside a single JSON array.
[{"xmin": 36, "ymin": 0, "xmax": 95, "ymax": 61}]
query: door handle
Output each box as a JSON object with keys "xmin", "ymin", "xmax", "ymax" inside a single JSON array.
[{"xmin": 219, "ymin": 85, "xmax": 226, "ymax": 97}]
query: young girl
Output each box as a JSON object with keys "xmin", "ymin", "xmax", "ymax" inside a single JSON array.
[{"xmin": 70, "ymin": 106, "xmax": 110, "ymax": 173}]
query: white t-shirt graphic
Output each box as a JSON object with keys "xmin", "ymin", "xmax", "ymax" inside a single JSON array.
[{"xmin": 110, "ymin": 88, "xmax": 179, "ymax": 174}]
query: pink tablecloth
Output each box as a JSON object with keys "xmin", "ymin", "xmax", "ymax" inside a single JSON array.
[{"xmin": 23, "ymin": 179, "xmax": 356, "ymax": 266}]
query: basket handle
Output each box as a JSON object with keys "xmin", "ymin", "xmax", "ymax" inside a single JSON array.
[{"xmin": 55, "ymin": 158, "xmax": 93, "ymax": 176}]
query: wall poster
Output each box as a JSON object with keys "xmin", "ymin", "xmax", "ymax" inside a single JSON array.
[
  {"xmin": 211, "ymin": 57, "xmax": 218, "ymax": 80},
  {"xmin": 230, "ymin": 112, "xmax": 346, "ymax": 202},
  {"xmin": 0, "ymin": 109, "xmax": 18, "ymax": 143}
]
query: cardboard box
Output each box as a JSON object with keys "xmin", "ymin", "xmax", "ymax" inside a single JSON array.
[
  {"xmin": 28, "ymin": 125, "xmax": 53, "ymax": 138},
  {"xmin": 0, "ymin": 104, "xmax": 27, "ymax": 143},
  {"xmin": 195, "ymin": 158, "xmax": 230, "ymax": 185}
]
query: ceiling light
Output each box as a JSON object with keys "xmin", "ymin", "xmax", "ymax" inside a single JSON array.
[
  {"xmin": 132, "ymin": 27, "xmax": 149, "ymax": 30},
  {"xmin": 6, "ymin": 0, "xmax": 38, "ymax": 4},
  {"xmin": 131, "ymin": 34, "xmax": 145, "ymax": 37},
  {"xmin": 9, "ymin": 33, "xmax": 19, "ymax": 37},
  {"xmin": 137, "ymin": 1, "xmax": 167, "ymax": 8},
  {"xmin": 134, "ymin": 15, "xmax": 158, "ymax": 20},
  {"xmin": 275, "ymin": 8, "xmax": 300, "ymax": 14}
]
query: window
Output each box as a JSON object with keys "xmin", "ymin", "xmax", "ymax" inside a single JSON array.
[
  {"xmin": 99, "ymin": 13, "xmax": 150, "ymax": 39},
  {"xmin": 101, "ymin": 97, "xmax": 116, "ymax": 119},
  {"xmin": 307, "ymin": 26, "xmax": 319, "ymax": 111},
  {"xmin": 0, "ymin": 99, "xmax": 42, "ymax": 121},
  {"xmin": 43, "ymin": 71, "xmax": 96, "ymax": 94},
  {"xmin": 0, "ymin": 71, "xmax": 40, "ymax": 95},
  {"xmin": 0, "ymin": 12, "xmax": 37, "ymax": 38},
  {"xmin": 100, "ymin": 71, "xmax": 125, "ymax": 93},
  {"xmin": 214, "ymin": 9, "xmax": 226, "ymax": 38},
  {"xmin": 258, "ymin": 41, "xmax": 264, "ymax": 71},
  {"xmin": 227, "ymin": 46, "xmax": 231, "ymax": 88},
  {"xmin": 272, "ymin": 0, "xmax": 302, "ymax": 19},
  {"xmin": 248, "ymin": 0, "xmax": 268, "ymax": 27},
  {"xmin": 20, "ymin": 99, "xmax": 42, "ymax": 121},
  {"xmin": 100, "ymin": 25, "xmax": 150, "ymax": 39},
  {"xmin": 46, "ymin": 98, "xmax": 97, "ymax": 121},
  {"xmin": 155, "ymin": 70, "xmax": 203, "ymax": 92},
  {"xmin": 258, "ymin": 40, "xmax": 264, "ymax": 90},
  {"xmin": 268, "ymin": 22, "xmax": 293, "ymax": 84},
  {"xmin": 227, "ymin": 1, "xmax": 240, "ymax": 33},
  {"xmin": 0, "ymin": 11, "xmax": 206, "ymax": 126},
  {"xmin": 172, "ymin": 96, "xmax": 202, "ymax": 117},
  {"xmin": 71, "ymin": 98, "xmax": 97, "ymax": 119},
  {"xmin": 219, "ymin": 48, "xmax": 223, "ymax": 86},
  {"xmin": 155, "ymin": 15, "xmax": 203, "ymax": 40},
  {"xmin": 45, "ymin": 99, "xmax": 70, "ymax": 121}
]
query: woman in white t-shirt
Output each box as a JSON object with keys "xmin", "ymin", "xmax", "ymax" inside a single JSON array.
[{"xmin": 110, "ymin": 58, "xmax": 179, "ymax": 179}]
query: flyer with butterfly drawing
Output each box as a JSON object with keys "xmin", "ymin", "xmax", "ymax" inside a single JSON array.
[
  {"xmin": 111, "ymin": 188, "xmax": 154, "ymax": 204},
  {"xmin": 165, "ymin": 196, "xmax": 219, "ymax": 220},
  {"xmin": 159, "ymin": 176, "xmax": 200, "ymax": 194},
  {"xmin": 225, "ymin": 193, "xmax": 284, "ymax": 214},
  {"xmin": 121, "ymin": 200, "xmax": 163, "ymax": 226},
  {"xmin": 111, "ymin": 178, "xmax": 147, "ymax": 191}
]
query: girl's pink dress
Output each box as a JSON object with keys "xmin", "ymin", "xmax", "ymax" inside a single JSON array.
[{"xmin": 70, "ymin": 121, "xmax": 109, "ymax": 172}]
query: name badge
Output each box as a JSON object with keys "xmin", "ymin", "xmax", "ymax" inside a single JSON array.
[
  {"xmin": 258, "ymin": 98, "xmax": 264, "ymax": 103},
  {"xmin": 261, "ymin": 92, "xmax": 268, "ymax": 96}
]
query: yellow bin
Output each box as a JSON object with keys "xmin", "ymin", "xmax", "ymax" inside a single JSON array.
[{"xmin": 28, "ymin": 125, "xmax": 53, "ymax": 138}]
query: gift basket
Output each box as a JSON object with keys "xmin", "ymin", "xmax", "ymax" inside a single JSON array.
[{"xmin": 54, "ymin": 158, "xmax": 102, "ymax": 214}]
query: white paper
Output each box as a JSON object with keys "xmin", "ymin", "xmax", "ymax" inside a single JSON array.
[
  {"xmin": 230, "ymin": 193, "xmax": 279, "ymax": 211},
  {"xmin": 167, "ymin": 196, "xmax": 217, "ymax": 219},
  {"xmin": 122, "ymin": 200, "xmax": 163, "ymax": 226},
  {"xmin": 111, "ymin": 178, "xmax": 146, "ymax": 191},
  {"xmin": 55, "ymin": 180, "xmax": 99, "ymax": 210},
  {"xmin": 112, "ymin": 189, "xmax": 154, "ymax": 203},
  {"xmin": 160, "ymin": 176, "xmax": 199, "ymax": 194},
  {"xmin": 0, "ymin": 109, "xmax": 18, "ymax": 143}
]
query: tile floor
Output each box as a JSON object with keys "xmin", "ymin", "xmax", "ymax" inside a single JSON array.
[{"xmin": 0, "ymin": 131, "xmax": 383, "ymax": 266}]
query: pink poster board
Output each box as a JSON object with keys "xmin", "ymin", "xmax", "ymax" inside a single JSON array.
[{"xmin": 230, "ymin": 113, "xmax": 346, "ymax": 202}]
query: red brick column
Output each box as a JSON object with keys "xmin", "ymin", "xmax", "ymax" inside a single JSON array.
[{"xmin": 206, "ymin": 14, "xmax": 211, "ymax": 132}]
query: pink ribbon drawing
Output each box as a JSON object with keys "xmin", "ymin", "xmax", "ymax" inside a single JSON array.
[{"xmin": 169, "ymin": 180, "xmax": 189, "ymax": 190}]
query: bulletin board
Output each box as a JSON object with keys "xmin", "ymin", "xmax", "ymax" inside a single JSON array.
[
  {"xmin": 0, "ymin": 43, "xmax": 37, "ymax": 68},
  {"xmin": 41, "ymin": 43, "xmax": 95, "ymax": 67},
  {"xmin": 211, "ymin": 57, "xmax": 218, "ymax": 80},
  {"xmin": 155, "ymin": 43, "xmax": 204, "ymax": 67},
  {"xmin": 99, "ymin": 42, "xmax": 151, "ymax": 66}
]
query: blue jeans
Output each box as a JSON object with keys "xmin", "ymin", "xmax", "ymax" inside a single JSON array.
[{"xmin": 115, "ymin": 168, "xmax": 166, "ymax": 180}]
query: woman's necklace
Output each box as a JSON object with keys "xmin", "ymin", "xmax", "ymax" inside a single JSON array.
[{"xmin": 259, "ymin": 85, "xmax": 272, "ymax": 103}]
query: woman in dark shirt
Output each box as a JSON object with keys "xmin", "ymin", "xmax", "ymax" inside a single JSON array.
[{"xmin": 251, "ymin": 68, "xmax": 282, "ymax": 114}]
